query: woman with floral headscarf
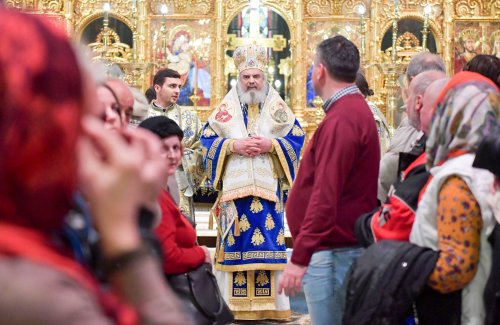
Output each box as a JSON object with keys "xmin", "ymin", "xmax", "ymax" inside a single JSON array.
[
  {"xmin": 0, "ymin": 9, "xmax": 191, "ymax": 324},
  {"xmin": 410, "ymin": 71, "xmax": 500, "ymax": 323}
]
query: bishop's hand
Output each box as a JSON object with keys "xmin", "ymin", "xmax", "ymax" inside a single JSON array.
[
  {"xmin": 233, "ymin": 138, "xmax": 261, "ymax": 157},
  {"xmin": 250, "ymin": 136, "xmax": 273, "ymax": 153}
]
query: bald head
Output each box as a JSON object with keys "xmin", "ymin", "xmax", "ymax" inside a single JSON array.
[
  {"xmin": 406, "ymin": 70, "xmax": 447, "ymax": 130},
  {"xmin": 421, "ymin": 78, "xmax": 450, "ymax": 135},
  {"xmin": 105, "ymin": 78, "xmax": 134, "ymax": 126}
]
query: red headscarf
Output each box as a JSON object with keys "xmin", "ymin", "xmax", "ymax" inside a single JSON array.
[
  {"xmin": 0, "ymin": 10, "xmax": 137, "ymax": 324},
  {"xmin": 0, "ymin": 9, "xmax": 82, "ymax": 231}
]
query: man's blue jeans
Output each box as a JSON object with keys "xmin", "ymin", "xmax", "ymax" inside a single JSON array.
[{"xmin": 302, "ymin": 247, "xmax": 364, "ymax": 325}]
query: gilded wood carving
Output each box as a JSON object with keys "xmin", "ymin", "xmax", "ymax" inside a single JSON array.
[{"xmin": 7, "ymin": 0, "xmax": 500, "ymax": 131}]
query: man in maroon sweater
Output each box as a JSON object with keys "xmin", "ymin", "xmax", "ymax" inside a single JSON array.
[{"xmin": 278, "ymin": 36, "xmax": 380, "ymax": 325}]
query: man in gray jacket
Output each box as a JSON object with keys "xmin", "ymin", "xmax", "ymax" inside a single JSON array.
[{"xmin": 378, "ymin": 52, "xmax": 446, "ymax": 202}]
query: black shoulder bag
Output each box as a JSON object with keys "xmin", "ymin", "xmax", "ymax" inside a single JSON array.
[{"xmin": 167, "ymin": 263, "xmax": 234, "ymax": 325}]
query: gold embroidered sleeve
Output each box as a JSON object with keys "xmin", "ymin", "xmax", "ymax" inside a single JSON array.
[
  {"xmin": 271, "ymin": 139, "xmax": 294, "ymax": 188},
  {"xmin": 211, "ymin": 138, "xmax": 230, "ymax": 190},
  {"xmin": 226, "ymin": 139, "xmax": 235, "ymax": 156}
]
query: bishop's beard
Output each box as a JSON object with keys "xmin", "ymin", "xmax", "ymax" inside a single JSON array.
[{"xmin": 236, "ymin": 82, "xmax": 269, "ymax": 105}]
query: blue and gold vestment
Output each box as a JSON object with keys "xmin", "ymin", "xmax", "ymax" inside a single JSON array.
[{"xmin": 201, "ymin": 86, "xmax": 304, "ymax": 320}]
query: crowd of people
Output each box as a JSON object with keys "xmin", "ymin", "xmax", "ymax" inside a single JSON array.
[{"xmin": 1, "ymin": 7, "xmax": 500, "ymax": 325}]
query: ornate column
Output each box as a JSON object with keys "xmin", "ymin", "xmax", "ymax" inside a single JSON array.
[
  {"xmin": 121, "ymin": 0, "xmax": 151, "ymax": 91},
  {"xmin": 376, "ymin": 0, "xmax": 404, "ymax": 128},
  {"xmin": 131, "ymin": 0, "xmax": 138, "ymax": 61},
  {"xmin": 213, "ymin": 0, "xmax": 225, "ymax": 106},
  {"xmin": 138, "ymin": 0, "xmax": 147, "ymax": 62},
  {"xmin": 291, "ymin": 0, "xmax": 305, "ymax": 124},
  {"xmin": 370, "ymin": 0, "xmax": 383, "ymax": 115},
  {"xmin": 443, "ymin": 0, "xmax": 454, "ymax": 74}
]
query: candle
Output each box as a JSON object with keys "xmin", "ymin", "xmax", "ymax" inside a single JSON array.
[
  {"xmin": 103, "ymin": 2, "xmax": 110, "ymax": 22},
  {"xmin": 424, "ymin": 4, "xmax": 432, "ymax": 16},
  {"xmin": 249, "ymin": 0, "xmax": 260, "ymax": 9},
  {"xmin": 357, "ymin": 4, "xmax": 366, "ymax": 16},
  {"xmin": 160, "ymin": 4, "xmax": 168, "ymax": 15},
  {"xmin": 422, "ymin": 5, "xmax": 432, "ymax": 51}
]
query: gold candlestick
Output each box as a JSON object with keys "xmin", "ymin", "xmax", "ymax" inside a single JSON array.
[
  {"xmin": 311, "ymin": 96, "xmax": 324, "ymax": 126},
  {"xmin": 102, "ymin": 3, "xmax": 110, "ymax": 53},
  {"xmin": 190, "ymin": 52, "xmax": 200, "ymax": 110},
  {"xmin": 391, "ymin": 0, "xmax": 399, "ymax": 63},
  {"xmin": 357, "ymin": 4, "xmax": 367, "ymax": 58},
  {"xmin": 160, "ymin": 4, "xmax": 168, "ymax": 63},
  {"xmin": 422, "ymin": 4, "xmax": 432, "ymax": 52},
  {"xmin": 268, "ymin": 65, "xmax": 275, "ymax": 87},
  {"xmin": 189, "ymin": 37, "xmax": 206, "ymax": 112}
]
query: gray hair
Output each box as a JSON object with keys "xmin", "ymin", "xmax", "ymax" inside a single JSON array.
[
  {"xmin": 406, "ymin": 52, "xmax": 446, "ymax": 82},
  {"xmin": 129, "ymin": 87, "xmax": 149, "ymax": 118}
]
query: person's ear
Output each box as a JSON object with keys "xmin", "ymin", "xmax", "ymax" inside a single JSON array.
[
  {"xmin": 154, "ymin": 84, "xmax": 161, "ymax": 93},
  {"xmin": 415, "ymin": 94, "xmax": 423, "ymax": 113},
  {"xmin": 316, "ymin": 63, "xmax": 326, "ymax": 82}
]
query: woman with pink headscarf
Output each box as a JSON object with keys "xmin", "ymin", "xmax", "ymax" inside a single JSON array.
[{"xmin": 410, "ymin": 71, "xmax": 500, "ymax": 323}]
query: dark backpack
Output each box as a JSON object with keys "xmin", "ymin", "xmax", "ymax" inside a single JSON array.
[{"xmin": 343, "ymin": 241, "xmax": 438, "ymax": 325}]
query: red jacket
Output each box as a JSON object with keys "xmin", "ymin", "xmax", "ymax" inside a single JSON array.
[
  {"xmin": 370, "ymin": 152, "xmax": 430, "ymax": 241},
  {"xmin": 155, "ymin": 190, "xmax": 205, "ymax": 274}
]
